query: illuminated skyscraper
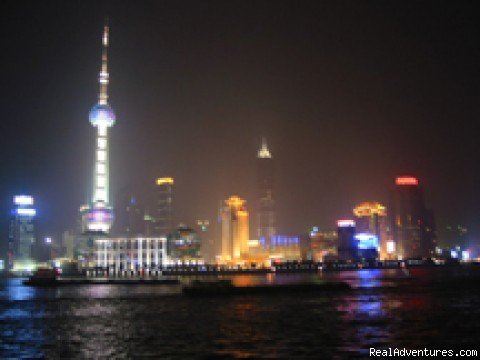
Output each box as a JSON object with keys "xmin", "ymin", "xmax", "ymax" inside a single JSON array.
[
  {"xmin": 257, "ymin": 137, "xmax": 275, "ymax": 247},
  {"xmin": 220, "ymin": 196, "xmax": 249, "ymax": 262},
  {"xmin": 8, "ymin": 196, "xmax": 36, "ymax": 269},
  {"xmin": 86, "ymin": 22, "xmax": 116, "ymax": 232},
  {"xmin": 390, "ymin": 176, "xmax": 436, "ymax": 259},
  {"xmin": 353, "ymin": 202, "xmax": 388, "ymax": 259},
  {"xmin": 155, "ymin": 177, "xmax": 174, "ymax": 236}
]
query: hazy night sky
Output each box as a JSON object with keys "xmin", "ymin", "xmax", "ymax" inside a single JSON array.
[{"xmin": 1, "ymin": 1, "xmax": 480, "ymax": 250}]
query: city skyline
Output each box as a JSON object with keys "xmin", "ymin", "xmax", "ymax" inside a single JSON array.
[{"xmin": 1, "ymin": 1, "xmax": 480, "ymax": 249}]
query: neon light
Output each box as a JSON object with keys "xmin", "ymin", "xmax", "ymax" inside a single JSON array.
[
  {"xmin": 16, "ymin": 208, "xmax": 36, "ymax": 216},
  {"xmin": 354, "ymin": 233, "xmax": 379, "ymax": 249},
  {"xmin": 395, "ymin": 177, "xmax": 419, "ymax": 186},
  {"xmin": 14, "ymin": 195, "xmax": 33, "ymax": 206},
  {"xmin": 337, "ymin": 220, "xmax": 355, "ymax": 228}
]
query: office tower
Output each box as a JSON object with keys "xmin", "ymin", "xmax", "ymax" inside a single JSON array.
[
  {"xmin": 337, "ymin": 220, "xmax": 358, "ymax": 262},
  {"xmin": 155, "ymin": 177, "xmax": 174, "ymax": 236},
  {"xmin": 389, "ymin": 176, "xmax": 436, "ymax": 259},
  {"xmin": 220, "ymin": 196, "xmax": 249, "ymax": 262},
  {"xmin": 85, "ymin": 22, "xmax": 116, "ymax": 233},
  {"xmin": 113, "ymin": 185, "xmax": 144, "ymax": 235},
  {"xmin": 257, "ymin": 138, "xmax": 276, "ymax": 247},
  {"xmin": 8, "ymin": 196, "xmax": 36, "ymax": 269},
  {"xmin": 353, "ymin": 202, "xmax": 388, "ymax": 259}
]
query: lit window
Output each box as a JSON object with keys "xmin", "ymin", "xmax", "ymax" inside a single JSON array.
[
  {"xmin": 98, "ymin": 138, "xmax": 107, "ymax": 149},
  {"xmin": 97, "ymin": 175, "xmax": 106, "ymax": 187},
  {"xmin": 97, "ymin": 163, "xmax": 106, "ymax": 174},
  {"xmin": 95, "ymin": 189, "xmax": 106, "ymax": 202},
  {"xmin": 97, "ymin": 150, "xmax": 106, "ymax": 161},
  {"xmin": 98, "ymin": 126, "xmax": 107, "ymax": 137}
]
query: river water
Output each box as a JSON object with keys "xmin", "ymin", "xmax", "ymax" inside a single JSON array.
[{"xmin": 1, "ymin": 267, "xmax": 479, "ymax": 359}]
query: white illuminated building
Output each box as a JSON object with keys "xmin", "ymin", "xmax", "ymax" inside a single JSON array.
[
  {"xmin": 86, "ymin": 22, "xmax": 116, "ymax": 232},
  {"xmin": 95, "ymin": 236, "xmax": 168, "ymax": 271}
]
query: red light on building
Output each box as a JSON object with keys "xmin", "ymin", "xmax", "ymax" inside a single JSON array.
[{"xmin": 395, "ymin": 177, "xmax": 419, "ymax": 186}]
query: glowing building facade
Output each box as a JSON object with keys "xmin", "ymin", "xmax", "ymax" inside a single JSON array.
[
  {"xmin": 95, "ymin": 236, "xmax": 167, "ymax": 271},
  {"xmin": 8, "ymin": 196, "xmax": 36, "ymax": 270},
  {"xmin": 257, "ymin": 138, "xmax": 276, "ymax": 247},
  {"xmin": 220, "ymin": 196, "xmax": 249, "ymax": 263},
  {"xmin": 389, "ymin": 176, "xmax": 436, "ymax": 259},
  {"xmin": 85, "ymin": 23, "xmax": 116, "ymax": 233},
  {"xmin": 155, "ymin": 177, "xmax": 174, "ymax": 236},
  {"xmin": 309, "ymin": 228, "xmax": 338, "ymax": 262},
  {"xmin": 353, "ymin": 202, "xmax": 389, "ymax": 259}
]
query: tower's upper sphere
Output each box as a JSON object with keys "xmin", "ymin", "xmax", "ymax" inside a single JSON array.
[{"xmin": 89, "ymin": 103, "xmax": 116, "ymax": 127}]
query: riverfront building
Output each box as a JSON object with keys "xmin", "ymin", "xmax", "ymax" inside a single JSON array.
[
  {"xmin": 389, "ymin": 176, "xmax": 436, "ymax": 259},
  {"xmin": 95, "ymin": 236, "xmax": 167, "ymax": 271},
  {"xmin": 219, "ymin": 196, "xmax": 249, "ymax": 263},
  {"xmin": 8, "ymin": 195, "xmax": 36, "ymax": 270}
]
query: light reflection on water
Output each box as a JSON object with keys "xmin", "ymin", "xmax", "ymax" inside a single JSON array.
[{"xmin": 1, "ymin": 268, "xmax": 479, "ymax": 358}]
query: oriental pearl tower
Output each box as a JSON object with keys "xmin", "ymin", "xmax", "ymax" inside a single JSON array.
[{"xmin": 86, "ymin": 22, "xmax": 116, "ymax": 232}]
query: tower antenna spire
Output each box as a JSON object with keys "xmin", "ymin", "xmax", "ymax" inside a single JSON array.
[
  {"xmin": 258, "ymin": 136, "xmax": 272, "ymax": 158},
  {"xmin": 98, "ymin": 18, "xmax": 109, "ymax": 105}
]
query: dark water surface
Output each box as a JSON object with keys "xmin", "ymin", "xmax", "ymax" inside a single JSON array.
[{"xmin": 1, "ymin": 268, "xmax": 479, "ymax": 359}]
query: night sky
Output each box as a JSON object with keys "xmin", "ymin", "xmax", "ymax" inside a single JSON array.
[{"xmin": 1, "ymin": 1, "xmax": 480, "ymax": 250}]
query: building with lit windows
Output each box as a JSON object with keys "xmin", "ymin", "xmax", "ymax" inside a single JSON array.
[
  {"xmin": 269, "ymin": 235, "xmax": 302, "ymax": 262},
  {"xmin": 168, "ymin": 225, "xmax": 202, "ymax": 264},
  {"xmin": 389, "ymin": 176, "xmax": 436, "ymax": 259},
  {"xmin": 257, "ymin": 138, "xmax": 276, "ymax": 248},
  {"xmin": 95, "ymin": 236, "xmax": 167, "ymax": 272},
  {"xmin": 309, "ymin": 227, "xmax": 338, "ymax": 262},
  {"xmin": 155, "ymin": 177, "xmax": 174, "ymax": 236},
  {"xmin": 219, "ymin": 196, "xmax": 249, "ymax": 263},
  {"xmin": 353, "ymin": 202, "xmax": 389, "ymax": 259},
  {"xmin": 8, "ymin": 196, "xmax": 36, "ymax": 270},
  {"xmin": 83, "ymin": 22, "xmax": 115, "ymax": 233}
]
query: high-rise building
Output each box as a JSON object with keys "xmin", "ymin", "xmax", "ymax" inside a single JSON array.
[
  {"xmin": 155, "ymin": 177, "xmax": 174, "ymax": 236},
  {"xmin": 220, "ymin": 196, "xmax": 249, "ymax": 263},
  {"xmin": 389, "ymin": 176, "xmax": 436, "ymax": 259},
  {"xmin": 113, "ymin": 185, "xmax": 144, "ymax": 236},
  {"xmin": 353, "ymin": 202, "xmax": 388, "ymax": 259},
  {"xmin": 85, "ymin": 22, "xmax": 116, "ymax": 233},
  {"xmin": 257, "ymin": 138, "xmax": 275, "ymax": 247},
  {"xmin": 337, "ymin": 220, "xmax": 357, "ymax": 262},
  {"xmin": 8, "ymin": 195, "xmax": 36, "ymax": 269}
]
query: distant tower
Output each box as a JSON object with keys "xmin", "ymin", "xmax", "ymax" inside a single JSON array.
[
  {"xmin": 257, "ymin": 137, "xmax": 275, "ymax": 247},
  {"xmin": 155, "ymin": 177, "xmax": 174, "ymax": 236},
  {"xmin": 220, "ymin": 196, "xmax": 249, "ymax": 262},
  {"xmin": 390, "ymin": 176, "xmax": 436, "ymax": 259},
  {"xmin": 86, "ymin": 21, "xmax": 116, "ymax": 232},
  {"xmin": 8, "ymin": 196, "xmax": 36, "ymax": 269}
]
